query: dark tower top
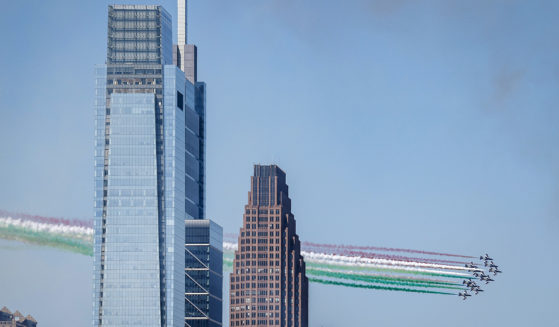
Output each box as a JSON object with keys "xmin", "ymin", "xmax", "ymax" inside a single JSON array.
[{"xmin": 250, "ymin": 164, "xmax": 291, "ymax": 210}]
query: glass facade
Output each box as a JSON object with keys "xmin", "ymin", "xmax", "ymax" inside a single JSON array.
[
  {"xmin": 102, "ymin": 93, "xmax": 161, "ymax": 326},
  {"xmin": 163, "ymin": 65, "xmax": 187, "ymax": 327},
  {"xmin": 185, "ymin": 220, "xmax": 223, "ymax": 327},
  {"xmin": 107, "ymin": 5, "xmax": 172, "ymax": 65},
  {"xmin": 93, "ymin": 4, "xmax": 217, "ymax": 327}
]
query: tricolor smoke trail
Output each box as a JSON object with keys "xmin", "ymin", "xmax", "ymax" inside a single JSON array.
[
  {"xmin": 225, "ymin": 233, "xmax": 474, "ymax": 259},
  {"xmin": 305, "ymin": 261, "xmax": 472, "ymax": 280},
  {"xmin": 1, "ymin": 211, "xmax": 496, "ymax": 299},
  {"xmin": 0, "ymin": 210, "xmax": 92, "ymax": 228},
  {"xmin": 307, "ymin": 269, "xmax": 465, "ymax": 290},
  {"xmin": 224, "ymin": 242, "xmax": 474, "ymax": 278},
  {"xmin": 0, "ymin": 217, "xmax": 92, "ymax": 256},
  {"xmin": 302, "ymin": 241, "xmax": 475, "ymax": 259},
  {"xmin": 308, "ymin": 278, "xmax": 456, "ymax": 295},
  {"xmin": 303, "ymin": 246, "xmax": 471, "ymax": 266},
  {"xmin": 307, "ymin": 267, "xmax": 463, "ymax": 286},
  {"xmin": 301, "ymin": 250, "xmax": 480, "ymax": 272}
]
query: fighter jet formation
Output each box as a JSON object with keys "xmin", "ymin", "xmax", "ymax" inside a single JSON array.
[{"xmin": 459, "ymin": 254, "xmax": 502, "ymax": 300}]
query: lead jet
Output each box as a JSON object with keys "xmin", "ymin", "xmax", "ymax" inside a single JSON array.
[
  {"xmin": 482, "ymin": 276, "xmax": 494, "ymax": 284},
  {"xmin": 480, "ymin": 254, "xmax": 493, "ymax": 261},
  {"xmin": 472, "ymin": 286, "xmax": 483, "ymax": 295},
  {"xmin": 459, "ymin": 291, "xmax": 472, "ymax": 300},
  {"xmin": 489, "ymin": 267, "xmax": 502, "ymax": 275}
]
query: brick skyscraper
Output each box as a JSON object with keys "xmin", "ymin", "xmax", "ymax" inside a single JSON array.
[{"xmin": 230, "ymin": 165, "xmax": 308, "ymax": 327}]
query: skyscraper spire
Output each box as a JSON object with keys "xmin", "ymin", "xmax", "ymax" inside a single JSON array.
[
  {"xmin": 178, "ymin": 0, "xmax": 187, "ymax": 46},
  {"xmin": 174, "ymin": 0, "xmax": 197, "ymax": 83}
]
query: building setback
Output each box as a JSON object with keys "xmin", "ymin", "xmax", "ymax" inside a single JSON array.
[{"xmin": 230, "ymin": 165, "xmax": 308, "ymax": 327}]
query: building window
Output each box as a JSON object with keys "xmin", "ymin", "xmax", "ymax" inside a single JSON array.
[{"xmin": 177, "ymin": 91, "xmax": 184, "ymax": 110}]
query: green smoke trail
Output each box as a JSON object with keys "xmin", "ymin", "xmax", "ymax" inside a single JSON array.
[
  {"xmin": 307, "ymin": 268, "xmax": 463, "ymax": 287},
  {"xmin": 307, "ymin": 268, "xmax": 462, "ymax": 286},
  {"xmin": 309, "ymin": 277, "xmax": 455, "ymax": 295},
  {"xmin": 306, "ymin": 261, "xmax": 472, "ymax": 280},
  {"xmin": 222, "ymin": 257, "xmax": 469, "ymax": 283},
  {"xmin": 0, "ymin": 226, "xmax": 92, "ymax": 256},
  {"xmin": 0, "ymin": 229, "xmax": 472, "ymax": 291},
  {"xmin": 307, "ymin": 269, "xmax": 464, "ymax": 290},
  {"xmin": 223, "ymin": 258, "xmax": 464, "ymax": 289}
]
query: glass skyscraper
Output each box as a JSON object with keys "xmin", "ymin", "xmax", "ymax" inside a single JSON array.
[{"xmin": 93, "ymin": 3, "xmax": 220, "ymax": 326}]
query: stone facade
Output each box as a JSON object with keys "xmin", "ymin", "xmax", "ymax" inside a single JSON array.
[{"xmin": 230, "ymin": 165, "xmax": 308, "ymax": 327}]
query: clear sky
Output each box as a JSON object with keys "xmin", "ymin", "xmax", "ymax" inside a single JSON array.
[{"xmin": 1, "ymin": 0, "xmax": 558, "ymax": 326}]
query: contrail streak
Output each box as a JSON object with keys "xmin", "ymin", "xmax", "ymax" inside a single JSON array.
[
  {"xmin": 305, "ymin": 262, "xmax": 472, "ymax": 280},
  {"xmin": 307, "ymin": 269, "xmax": 465, "ymax": 290},
  {"xmin": 0, "ymin": 226, "xmax": 92, "ymax": 256},
  {"xmin": 300, "ymin": 251, "xmax": 480, "ymax": 272},
  {"xmin": 309, "ymin": 277, "xmax": 456, "ymax": 295},
  {"xmin": 0, "ymin": 217, "xmax": 93, "ymax": 240},
  {"xmin": 307, "ymin": 267, "xmax": 463, "ymax": 286},
  {"xmin": 303, "ymin": 241, "xmax": 474, "ymax": 258},
  {"xmin": 303, "ymin": 246, "xmax": 470, "ymax": 266},
  {"xmin": 224, "ymin": 235, "xmax": 475, "ymax": 259},
  {"xmin": 1, "ymin": 213, "xmax": 483, "ymax": 299},
  {"xmin": 223, "ymin": 242, "xmax": 472, "ymax": 278},
  {"xmin": 0, "ymin": 210, "xmax": 91, "ymax": 228}
]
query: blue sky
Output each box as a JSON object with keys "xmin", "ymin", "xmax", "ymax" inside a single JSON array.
[{"xmin": 1, "ymin": 0, "xmax": 558, "ymax": 326}]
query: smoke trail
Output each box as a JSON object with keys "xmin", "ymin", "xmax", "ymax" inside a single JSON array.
[
  {"xmin": 223, "ymin": 242, "xmax": 238, "ymax": 251},
  {"xmin": 303, "ymin": 241, "xmax": 474, "ymax": 258},
  {"xmin": 308, "ymin": 267, "xmax": 463, "ymax": 286},
  {"xmin": 0, "ymin": 225, "xmax": 92, "ymax": 256},
  {"xmin": 302, "ymin": 251, "xmax": 479, "ymax": 272},
  {"xmin": 303, "ymin": 246, "xmax": 470, "ymax": 266},
  {"xmin": 0, "ymin": 217, "xmax": 93, "ymax": 241},
  {"xmin": 307, "ymin": 269, "xmax": 465, "ymax": 290},
  {"xmin": 223, "ymin": 257, "xmax": 464, "ymax": 290},
  {"xmin": 223, "ymin": 242, "xmax": 473, "ymax": 277},
  {"xmin": 224, "ymin": 234, "xmax": 474, "ymax": 260},
  {"xmin": 0, "ymin": 210, "xmax": 92, "ymax": 228},
  {"xmin": 306, "ymin": 262, "xmax": 472, "ymax": 280},
  {"xmin": 309, "ymin": 277, "xmax": 456, "ymax": 295}
]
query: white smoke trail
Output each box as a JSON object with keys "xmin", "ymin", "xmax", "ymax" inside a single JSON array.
[
  {"xmin": 223, "ymin": 241, "xmax": 238, "ymax": 251},
  {"xmin": 0, "ymin": 217, "xmax": 93, "ymax": 240},
  {"xmin": 302, "ymin": 251, "xmax": 481, "ymax": 272},
  {"xmin": 222, "ymin": 242, "xmax": 472, "ymax": 277},
  {"xmin": 308, "ymin": 258, "xmax": 471, "ymax": 277}
]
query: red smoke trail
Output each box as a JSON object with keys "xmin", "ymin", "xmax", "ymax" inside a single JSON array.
[
  {"xmin": 0, "ymin": 210, "xmax": 92, "ymax": 228},
  {"xmin": 223, "ymin": 234, "xmax": 474, "ymax": 259},
  {"xmin": 304, "ymin": 246, "xmax": 470, "ymax": 266},
  {"xmin": 302, "ymin": 241, "xmax": 475, "ymax": 259}
]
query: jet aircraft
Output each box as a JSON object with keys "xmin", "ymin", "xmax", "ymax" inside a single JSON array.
[{"xmin": 459, "ymin": 291, "xmax": 471, "ymax": 300}]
